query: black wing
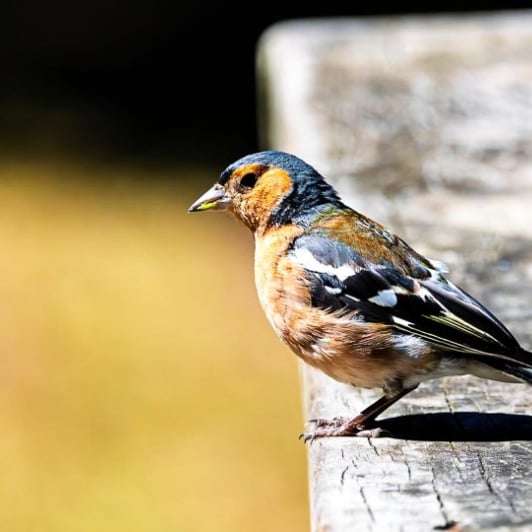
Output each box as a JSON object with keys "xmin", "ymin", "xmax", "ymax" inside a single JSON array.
[{"xmin": 290, "ymin": 234, "xmax": 527, "ymax": 362}]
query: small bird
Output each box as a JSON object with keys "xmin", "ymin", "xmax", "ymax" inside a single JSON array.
[{"xmin": 188, "ymin": 150, "xmax": 532, "ymax": 441}]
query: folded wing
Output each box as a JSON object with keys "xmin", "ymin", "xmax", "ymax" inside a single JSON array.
[{"xmin": 291, "ymin": 233, "xmax": 529, "ymax": 365}]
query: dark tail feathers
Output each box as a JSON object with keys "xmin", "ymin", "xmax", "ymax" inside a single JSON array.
[
  {"xmin": 500, "ymin": 362, "xmax": 532, "ymax": 384},
  {"xmin": 473, "ymin": 348, "xmax": 532, "ymax": 384},
  {"xmin": 483, "ymin": 349, "xmax": 532, "ymax": 384}
]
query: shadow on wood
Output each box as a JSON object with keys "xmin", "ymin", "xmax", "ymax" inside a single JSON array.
[{"xmin": 376, "ymin": 412, "xmax": 532, "ymax": 441}]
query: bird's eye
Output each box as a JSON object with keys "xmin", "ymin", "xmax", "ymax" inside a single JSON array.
[{"xmin": 239, "ymin": 172, "xmax": 258, "ymax": 189}]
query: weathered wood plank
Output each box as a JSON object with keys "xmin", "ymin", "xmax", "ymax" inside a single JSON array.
[{"xmin": 258, "ymin": 11, "xmax": 532, "ymax": 532}]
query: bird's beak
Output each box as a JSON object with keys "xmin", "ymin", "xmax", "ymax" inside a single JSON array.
[{"xmin": 188, "ymin": 184, "xmax": 232, "ymax": 212}]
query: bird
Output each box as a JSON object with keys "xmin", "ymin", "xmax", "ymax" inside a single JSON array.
[{"xmin": 188, "ymin": 150, "xmax": 532, "ymax": 441}]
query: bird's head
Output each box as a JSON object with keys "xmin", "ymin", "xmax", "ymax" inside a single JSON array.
[{"xmin": 188, "ymin": 151, "xmax": 344, "ymax": 233}]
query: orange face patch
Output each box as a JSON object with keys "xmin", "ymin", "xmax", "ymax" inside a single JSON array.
[{"xmin": 227, "ymin": 165, "xmax": 293, "ymax": 233}]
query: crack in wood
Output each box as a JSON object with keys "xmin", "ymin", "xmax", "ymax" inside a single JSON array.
[
  {"xmin": 475, "ymin": 452, "xmax": 498, "ymax": 499},
  {"xmin": 367, "ymin": 438, "xmax": 380, "ymax": 456},
  {"xmin": 431, "ymin": 466, "xmax": 451, "ymax": 526},
  {"xmin": 340, "ymin": 465, "xmax": 349, "ymax": 487},
  {"xmin": 359, "ymin": 486, "xmax": 375, "ymax": 524},
  {"xmin": 476, "ymin": 451, "xmax": 517, "ymax": 517},
  {"xmin": 405, "ymin": 459, "xmax": 412, "ymax": 483}
]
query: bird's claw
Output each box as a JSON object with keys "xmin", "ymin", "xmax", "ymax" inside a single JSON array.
[
  {"xmin": 306, "ymin": 416, "xmax": 350, "ymax": 428},
  {"xmin": 299, "ymin": 416, "xmax": 389, "ymax": 442}
]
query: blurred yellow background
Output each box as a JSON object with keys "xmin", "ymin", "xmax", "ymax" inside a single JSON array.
[{"xmin": 0, "ymin": 157, "xmax": 308, "ymax": 531}]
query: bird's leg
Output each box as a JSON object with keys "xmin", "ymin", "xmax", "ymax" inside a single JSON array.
[{"xmin": 300, "ymin": 384, "xmax": 418, "ymax": 442}]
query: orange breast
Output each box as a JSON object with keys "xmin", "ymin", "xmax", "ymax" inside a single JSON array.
[{"xmin": 253, "ymin": 226, "xmax": 437, "ymax": 390}]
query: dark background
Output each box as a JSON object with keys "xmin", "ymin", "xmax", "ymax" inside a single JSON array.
[{"xmin": 1, "ymin": 3, "xmax": 531, "ymax": 168}]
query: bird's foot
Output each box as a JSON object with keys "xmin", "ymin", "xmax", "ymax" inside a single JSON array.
[
  {"xmin": 306, "ymin": 416, "xmax": 351, "ymax": 428},
  {"xmin": 299, "ymin": 415, "xmax": 388, "ymax": 443}
]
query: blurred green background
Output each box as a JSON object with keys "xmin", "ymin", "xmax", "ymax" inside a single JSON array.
[
  {"xmin": 0, "ymin": 158, "xmax": 308, "ymax": 531},
  {"xmin": 1, "ymin": 4, "xmax": 319, "ymax": 530}
]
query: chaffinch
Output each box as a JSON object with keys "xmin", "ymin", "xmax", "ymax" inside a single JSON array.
[{"xmin": 188, "ymin": 150, "xmax": 532, "ymax": 441}]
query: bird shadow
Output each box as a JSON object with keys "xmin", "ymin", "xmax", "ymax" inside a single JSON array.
[{"xmin": 375, "ymin": 412, "xmax": 532, "ymax": 441}]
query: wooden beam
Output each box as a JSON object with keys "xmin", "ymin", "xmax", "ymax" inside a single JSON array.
[{"xmin": 258, "ymin": 11, "xmax": 532, "ymax": 531}]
